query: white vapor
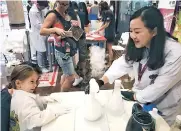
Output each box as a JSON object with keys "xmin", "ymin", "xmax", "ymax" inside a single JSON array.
[{"xmin": 89, "ymin": 46, "xmax": 106, "ymax": 79}]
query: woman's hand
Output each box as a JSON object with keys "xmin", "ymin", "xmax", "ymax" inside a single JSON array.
[
  {"xmin": 90, "ymin": 30, "xmax": 99, "ymax": 35},
  {"xmin": 85, "ymin": 79, "xmax": 105, "ymax": 94},
  {"xmin": 121, "ymin": 91, "xmax": 136, "ymax": 101},
  {"xmin": 55, "ymin": 28, "xmax": 65, "ymax": 36}
]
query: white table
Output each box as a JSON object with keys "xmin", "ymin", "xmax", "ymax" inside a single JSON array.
[{"xmin": 41, "ymin": 90, "xmax": 170, "ymax": 131}]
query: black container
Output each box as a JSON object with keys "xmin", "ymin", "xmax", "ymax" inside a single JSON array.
[{"xmin": 126, "ymin": 111, "xmax": 155, "ymax": 131}]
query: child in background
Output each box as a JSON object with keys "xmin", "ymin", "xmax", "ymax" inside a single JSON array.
[{"xmin": 9, "ymin": 65, "xmax": 71, "ymax": 131}]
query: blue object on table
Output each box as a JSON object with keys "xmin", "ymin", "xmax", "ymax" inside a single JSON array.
[
  {"xmin": 143, "ymin": 103, "xmax": 157, "ymax": 112},
  {"xmin": 143, "ymin": 103, "xmax": 163, "ymax": 116}
]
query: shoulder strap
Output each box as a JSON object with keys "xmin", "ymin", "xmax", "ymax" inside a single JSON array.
[
  {"xmin": 45, "ymin": 10, "xmax": 56, "ymax": 18},
  {"xmin": 45, "ymin": 10, "xmax": 66, "ymax": 29}
]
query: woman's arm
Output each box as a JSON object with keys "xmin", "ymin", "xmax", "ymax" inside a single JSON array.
[
  {"xmin": 40, "ymin": 13, "xmax": 65, "ymax": 36},
  {"xmin": 95, "ymin": 22, "xmax": 110, "ymax": 33},
  {"xmin": 101, "ymin": 55, "xmax": 133, "ymax": 84},
  {"xmin": 95, "ymin": 10, "xmax": 113, "ymax": 34}
]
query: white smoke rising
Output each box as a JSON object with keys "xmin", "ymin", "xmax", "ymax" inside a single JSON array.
[{"xmin": 89, "ymin": 46, "xmax": 106, "ymax": 79}]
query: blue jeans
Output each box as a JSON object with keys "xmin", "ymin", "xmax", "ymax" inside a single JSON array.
[
  {"xmin": 55, "ymin": 50, "xmax": 75, "ymax": 75},
  {"xmin": 37, "ymin": 51, "xmax": 47, "ymax": 68}
]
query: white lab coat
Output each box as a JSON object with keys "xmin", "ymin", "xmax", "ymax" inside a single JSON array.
[
  {"xmin": 29, "ymin": 4, "xmax": 46, "ymax": 52},
  {"xmin": 10, "ymin": 90, "xmax": 60, "ymax": 131},
  {"xmin": 104, "ymin": 37, "xmax": 181, "ymax": 125}
]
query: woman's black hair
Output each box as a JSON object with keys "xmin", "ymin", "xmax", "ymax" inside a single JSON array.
[
  {"xmin": 99, "ymin": 1, "xmax": 109, "ymax": 15},
  {"xmin": 37, "ymin": 0, "xmax": 49, "ymax": 7},
  {"xmin": 125, "ymin": 6, "xmax": 167, "ymax": 70},
  {"xmin": 27, "ymin": 0, "xmax": 31, "ymax": 4},
  {"xmin": 94, "ymin": 1, "xmax": 98, "ymax": 5},
  {"xmin": 78, "ymin": 2, "xmax": 89, "ymax": 25},
  {"xmin": 71, "ymin": 1, "xmax": 78, "ymax": 11}
]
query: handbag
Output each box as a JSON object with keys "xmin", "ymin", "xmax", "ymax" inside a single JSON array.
[{"xmin": 126, "ymin": 103, "xmax": 155, "ymax": 131}]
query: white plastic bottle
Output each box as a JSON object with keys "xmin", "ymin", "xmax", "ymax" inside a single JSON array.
[
  {"xmin": 106, "ymin": 80, "xmax": 124, "ymax": 116},
  {"xmin": 84, "ymin": 78, "xmax": 102, "ymax": 121},
  {"xmin": 149, "ymin": 108, "xmax": 170, "ymax": 131},
  {"xmin": 149, "ymin": 108, "xmax": 162, "ymax": 130},
  {"xmin": 170, "ymin": 115, "xmax": 181, "ymax": 131}
]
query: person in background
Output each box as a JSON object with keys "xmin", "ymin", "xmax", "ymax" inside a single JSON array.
[
  {"xmin": 40, "ymin": 0, "xmax": 83, "ymax": 91},
  {"xmin": 94, "ymin": 1, "xmax": 115, "ymax": 67},
  {"xmin": 77, "ymin": 2, "xmax": 86, "ymax": 29},
  {"xmin": 66, "ymin": 1, "xmax": 88, "ymax": 86},
  {"xmin": 67, "ymin": 1, "xmax": 78, "ymax": 21},
  {"xmin": 90, "ymin": 1, "xmax": 99, "ymax": 17},
  {"xmin": 109, "ymin": 1, "xmax": 114, "ymax": 13},
  {"xmin": 79, "ymin": 2, "xmax": 89, "ymax": 26},
  {"xmin": 70, "ymin": 1, "xmax": 88, "ymax": 83},
  {"xmin": 29, "ymin": 0, "xmax": 49, "ymax": 73},
  {"xmin": 134, "ymin": 2, "xmax": 141, "ymax": 12},
  {"xmin": 94, "ymin": 6, "xmax": 181, "ymax": 126},
  {"xmin": 1, "ymin": 62, "xmax": 42, "ymax": 131},
  {"xmin": 27, "ymin": 0, "xmax": 32, "ymax": 29},
  {"xmin": 97, "ymin": 1, "xmax": 104, "ymax": 20},
  {"xmin": 86, "ymin": 1, "xmax": 92, "ymax": 14}
]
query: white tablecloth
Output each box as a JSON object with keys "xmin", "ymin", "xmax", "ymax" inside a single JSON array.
[{"xmin": 41, "ymin": 90, "xmax": 170, "ymax": 131}]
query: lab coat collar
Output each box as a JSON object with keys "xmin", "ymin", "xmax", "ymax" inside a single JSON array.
[
  {"xmin": 140, "ymin": 48, "xmax": 149, "ymax": 64},
  {"xmin": 31, "ymin": 4, "xmax": 40, "ymax": 13},
  {"xmin": 12, "ymin": 90, "xmax": 36, "ymax": 99}
]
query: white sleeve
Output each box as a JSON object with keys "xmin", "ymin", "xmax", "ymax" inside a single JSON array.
[
  {"xmin": 29, "ymin": 12, "xmax": 42, "ymax": 30},
  {"xmin": 18, "ymin": 97, "xmax": 60, "ymax": 130},
  {"xmin": 136, "ymin": 53, "xmax": 181, "ymax": 103},
  {"xmin": 104, "ymin": 55, "xmax": 133, "ymax": 84}
]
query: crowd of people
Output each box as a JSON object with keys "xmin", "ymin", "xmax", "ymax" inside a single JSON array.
[
  {"xmin": 26, "ymin": 0, "xmax": 116, "ymax": 90},
  {"xmin": 1, "ymin": 0, "xmax": 181, "ymax": 131}
]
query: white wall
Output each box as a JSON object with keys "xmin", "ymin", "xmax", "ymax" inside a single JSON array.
[{"xmin": 158, "ymin": 0, "xmax": 176, "ymax": 9}]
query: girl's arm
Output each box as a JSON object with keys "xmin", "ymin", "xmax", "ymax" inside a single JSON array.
[{"xmin": 17, "ymin": 97, "xmax": 70, "ymax": 129}]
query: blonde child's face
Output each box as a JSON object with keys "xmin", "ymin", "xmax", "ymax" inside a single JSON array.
[{"xmin": 16, "ymin": 71, "xmax": 40, "ymax": 93}]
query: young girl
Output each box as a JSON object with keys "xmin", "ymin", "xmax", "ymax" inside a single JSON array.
[
  {"xmin": 1, "ymin": 62, "xmax": 42, "ymax": 131},
  {"xmin": 9, "ymin": 65, "xmax": 70, "ymax": 131}
]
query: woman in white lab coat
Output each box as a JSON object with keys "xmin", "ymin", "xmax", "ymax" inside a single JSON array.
[
  {"xmin": 96, "ymin": 6, "xmax": 181, "ymax": 125},
  {"xmin": 29, "ymin": 1, "xmax": 49, "ymax": 73}
]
